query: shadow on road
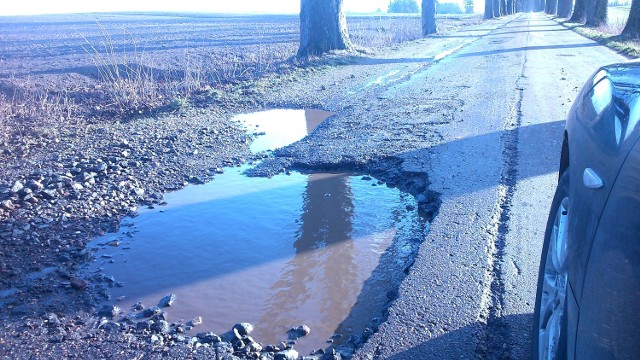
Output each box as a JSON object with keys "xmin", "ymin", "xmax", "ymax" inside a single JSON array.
[
  {"xmin": 381, "ymin": 314, "xmax": 533, "ymax": 359},
  {"xmin": 397, "ymin": 120, "xmax": 566, "ymax": 199},
  {"xmin": 458, "ymin": 43, "xmax": 599, "ymax": 58}
]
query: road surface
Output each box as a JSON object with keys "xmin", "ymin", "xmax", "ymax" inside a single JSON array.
[
  {"xmin": 260, "ymin": 12, "xmax": 627, "ymax": 359},
  {"xmin": 349, "ymin": 12, "xmax": 627, "ymax": 359}
]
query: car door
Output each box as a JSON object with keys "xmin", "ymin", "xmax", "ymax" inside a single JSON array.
[{"xmin": 575, "ymin": 137, "xmax": 640, "ymax": 359}]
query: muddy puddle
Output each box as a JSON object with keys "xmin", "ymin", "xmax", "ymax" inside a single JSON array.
[{"xmin": 84, "ymin": 109, "xmax": 427, "ymax": 354}]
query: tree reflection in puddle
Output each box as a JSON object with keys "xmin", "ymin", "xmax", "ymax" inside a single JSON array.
[{"xmin": 84, "ymin": 109, "xmax": 426, "ymax": 354}]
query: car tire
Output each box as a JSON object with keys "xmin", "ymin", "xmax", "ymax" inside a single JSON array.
[{"xmin": 531, "ymin": 171, "xmax": 570, "ymax": 360}]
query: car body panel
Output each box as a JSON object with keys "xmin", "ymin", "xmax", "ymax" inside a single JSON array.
[
  {"xmin": 566, "ymin": 284, "xmax": 579, "ymax": 360},
  {"xmin": 565, "ymin": 62, "xmax": 640, "ymax": 302},
  {"xmin": 575, "ymin": 138, "xmax": 640, "ymax": 359}
]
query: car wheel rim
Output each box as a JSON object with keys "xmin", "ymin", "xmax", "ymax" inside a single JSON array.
[{"xmin": 539, "ymin": 197, "xmax": 569, "ymax": 360}]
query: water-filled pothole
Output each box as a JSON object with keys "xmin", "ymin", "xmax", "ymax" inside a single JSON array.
[
  {"xmin": 84, "ymin": 109, "xmax": 428, "ymax": 355},
  {"xmin": 236, "ymin": 109, "xmax": 334, "ymax": 153}
]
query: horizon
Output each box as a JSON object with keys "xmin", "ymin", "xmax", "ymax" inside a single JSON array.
[{"xmin": 0, "ymin": 0, "xmax": 477, "ymax": 17}]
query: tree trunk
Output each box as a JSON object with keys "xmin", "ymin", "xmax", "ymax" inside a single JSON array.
[
  {"xmin": 622, "ymin": 0, "xmax": 640, "ymax": 37},
  {"xmin": 297, "ymin": 0, "xmax": 351, "ymax": 57},
  {"xmin": 500, "ymin": 0, "xmax": 508, "ymax": 14},
  {"xmin": 493, "ymin": 0, "xmax": 502, "ymax": 17},
  {"xmin": 585, "ymin": 0, "xmax": 608, "ymax": 27},
  {"xmin": 506, "ymin": 0, "xmax": 514, "ymax": 14},
  {"xmin": 422, "ymin": 0, "xmax": 437, "ymax": 36},
  {"xmin": 536, "ymin": 0, "xmax": 546, "ymax": 12},
  {"xmin": 546, "ymin": 0, "xmax": 559, "ymax": 14},
  {"xmin": 485, "ymin": 0, "xmax": 495, "ymax": 19},
  {"xmin": 569, "ymin": 0, "xmax": 587, "ymax": 22},
  {"xmin": 557, "ymin": 0, "xmax": 574, "ymax": 17}
]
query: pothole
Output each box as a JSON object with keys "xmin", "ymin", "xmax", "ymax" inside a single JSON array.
[{"xmin": 83, "ymin": 109, "xmax": 429, "ymax": 355}]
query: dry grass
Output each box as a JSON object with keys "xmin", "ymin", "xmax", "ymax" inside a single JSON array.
[
  {"xmin": 0, "ymin": 81, "xmax": 79, "ymax": 143},
  {"xmin": 349, "ymin": 15, "xmax": 423, "ymax": 48},
  {"xmin": 559, "ymin": 7, "xmax": 639, "ymax": 59},
  {"xmin": 77, "ymin": 22, "xmax": 298, "ymax": 117},
  {"xmin": 0, "ymin": 14, "xmax": 480, "ymax": 128}
]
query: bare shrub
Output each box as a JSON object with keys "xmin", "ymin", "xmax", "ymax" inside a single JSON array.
[
  {"xmin": 80, "ymin": 22, "xmax": 295, "ymax": 116},
  {"xmin": 349, "ymin": 16, "xmax": 423, "ymax": 48},
  {"xmin": 81, "ymin": 25, "xmax": 163, "ymax": 115},
  {"xmin": 0, "ymin": 92, "xmax": 9, "ymax": 143},
  {"xmin": 0, "ymin": 81, "xmax": 78, "ymax": 127}
]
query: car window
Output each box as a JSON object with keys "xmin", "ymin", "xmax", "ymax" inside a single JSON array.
[
  {"xmin": 592, "ymin": 69, "xmax": 608, "ymax": 86},
  {"xmin": 591, "ymin": 77, "xmax": 613, "ymax": 116}
]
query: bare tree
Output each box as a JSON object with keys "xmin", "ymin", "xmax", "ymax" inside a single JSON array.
[
  {"xmin": 569, "ymin": 0, "xmax": 587, "ymax": 22},
  {"xmin": 485, "ymin": 0, "xmax": 495, "ymax": 19},
  {"xmin": 297, "ymin": 0, "xmax": 351, "ymax": 57},
  {"xmin": 557, "ymin": 0, "xmax": 574, "ymax": 18},
  {"xmin": 493, "ymin": 0, "xmax": 502, "ymax": 17},
  {"xmin": 622, "ymin": 0, "xmax": 640, "ymax": 37},
  {"xmin": 422, "ymin": 0, "xmax": 437, "ymax": 36},
  {"xmin": 585, "ymin": 0, "xmax": 608, "ymax": 26}
]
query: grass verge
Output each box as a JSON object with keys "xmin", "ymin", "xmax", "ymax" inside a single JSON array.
[{"xmin": 555, "ymin": 8, "xmax": 639, "ymax": 59}]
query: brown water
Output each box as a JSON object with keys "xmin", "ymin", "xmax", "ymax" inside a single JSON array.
[{"xmin": 84, "ymin": 110, "xmax": 427, "ymax": 354}]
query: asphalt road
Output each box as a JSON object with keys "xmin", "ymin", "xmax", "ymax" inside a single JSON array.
[{"xmin": 342, "ymin": 12, "xmax": 627, "ymax": 359}]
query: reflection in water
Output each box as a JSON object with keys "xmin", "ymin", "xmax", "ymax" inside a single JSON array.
[
  {"xmin": 236, "ymin": 109, "xmax": 334, "ymax": 153},
  {"xmin": 261, "ymin": 173, "xmax": 356, "ymax": 348},
  {"xmin": 85, "ymin": 170, "xmax": 412, "ymax": 354},
  {"xmin": 84, "ymin": 109, "xmax": 426, "ymax": 354}
]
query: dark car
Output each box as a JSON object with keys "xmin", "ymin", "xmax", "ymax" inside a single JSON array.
[{"xmin": 532, "ymin": 61, "xmax": 640, "ymax": 359}]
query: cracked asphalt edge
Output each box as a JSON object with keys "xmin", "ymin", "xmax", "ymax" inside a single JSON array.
[{"xmin": 474, "ymin": 18, "xmax": 529, "ymax": 360}]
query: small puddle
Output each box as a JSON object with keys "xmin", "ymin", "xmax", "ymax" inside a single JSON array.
[
  {"xmin": 84, "ymin": 109, "xmax": 427, "ymax": 354},
  {"xmin": 235, "ymin": 109, "xmax": 334, "ymax": 153}
]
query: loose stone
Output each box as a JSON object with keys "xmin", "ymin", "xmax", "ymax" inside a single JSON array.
[
  {"xmin": 151, "ymin": 320, "xmax": 170, "ymax": 334},
  {"xmin": 188, "ymin": 316, "xmax": 202, "ymax": 327},
  {"xmin": 25, "ymin": 180, "xmax": 44, "ymax": 191},
  {"xmin": 97, "ymin": 305, "xmax": 120, "ymax": 318},
  {"xmin": 233, "ymin": 322, "xmax": 254, "ymax": 336},
  {"xmin": 275, "ymin": 349, "xmax": 299, "ymax": 360},
  {"xmin": 158, "ymin": 293, "xmax": 176, "ymax": 307},
  {"xmin": 1, "ymin": 200, "xmax": 15, "ymax": 211},
  {"xmin": 70, "ymin": 277, "xmax": 88, "ymax": 290},
  {"xmin": 137, "ymin": 306, "xmax": 161, "ymax": 318},
  {"xmin": 10, "ymin": 181, "xmax": 24, "ymax": 194},
  {"xmin": 288, "ymin": 324, "xmax": 311, "ymax": 340}
]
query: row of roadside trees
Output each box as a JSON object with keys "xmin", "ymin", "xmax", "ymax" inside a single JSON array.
[
  {"xmin": 486, "ymin": 0, "xmax": 639, "ymax": 38},
  {"xmin": 298, "ymin": 0, "xmax": 438, "ymax": 57},
  {"xmin": 297, "ymin": 0, "xmax": 639, "ymax": 58}
]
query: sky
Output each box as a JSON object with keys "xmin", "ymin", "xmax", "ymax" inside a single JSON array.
[{"xmin": 0, "ymin": 0, "xmax": 474, "ymax": 17}]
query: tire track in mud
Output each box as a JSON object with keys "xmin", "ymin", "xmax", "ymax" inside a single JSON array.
[{"xmin": 475, "ymin": 18, "xmax": 529, "ymax": 360}]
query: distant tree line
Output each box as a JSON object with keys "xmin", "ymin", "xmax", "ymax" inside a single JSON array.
[
  {"xmin": 485, "ymin": 0, "xmax": 638, "ymax": 38},
  {"xmin": 388, "ymin": 0, "xmax": 420, "ymax": 13},
  {"xmin": 387, "ymin": 0, "xmax": 472, "ymax": 15},
  {"xmin": 297, "ymin": 0, "xmax": 439, "ymax": 57},
  {"xmin": 296, "ymin": 0, "xmax": 638, "ymax": 58}
]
